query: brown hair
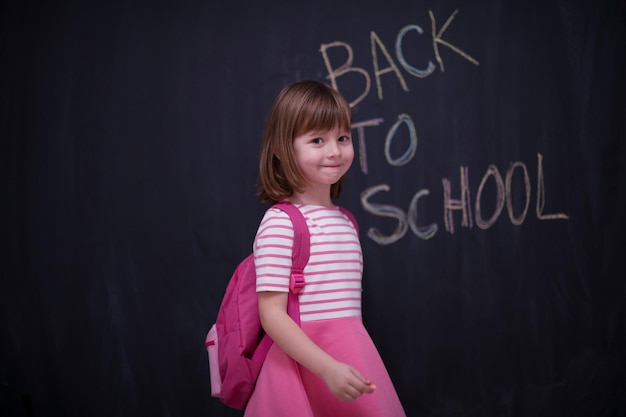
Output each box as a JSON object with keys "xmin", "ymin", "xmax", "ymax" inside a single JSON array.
[{"xmin": 257, "ymin": 80, "xmax": 352, "ymax": 204}]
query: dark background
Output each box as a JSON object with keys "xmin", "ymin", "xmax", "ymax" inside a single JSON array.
[{"xmin": 2, "ymin": 0, "xmax": 625, "ymax": 416}]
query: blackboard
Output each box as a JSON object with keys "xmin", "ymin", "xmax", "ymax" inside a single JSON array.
[{"xmin": 2, "ymin": 1, "xmax": 625, "ymax": 416}]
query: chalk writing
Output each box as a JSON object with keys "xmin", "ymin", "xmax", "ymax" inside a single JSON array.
[
  {"xmin": 319, "ymin": 41, "xmax": 371, "ymax": 107},
  {"xmin": 396, "ymin": 25, "xmax": 435, "ymax": 78},
  {"xmin": 360, "ymin": 184, "xmax": 409, "ymax": 245},
  {"xmin": 442, "ymin": 166, "xmax": 472, "ymax": 234},
  {"xmin": 315, "ymin": 9, "xmax": 567, "ymax": 245},
  {"xmin": 475, "ymin": 165, "xmax": 505, "ymax": 230},
  {"xmin": 320, "ymin": 9, "xmax": 480, "ymax": 107},
  {"xmin": 429, "ymin": 9, "xmax": 480, "ymax": 72},
  {"xmin": 352, "ymin": 118, "xmax": 384, "ymax": 174},
  {"xmin": 385, "ymin": 114, "xmax": 417, "ymax": 167},
  {"xmin": 536, "ymin": 153, "xmax": 569, "ymax": 220},
  {"xmin": 360, "ymin": 154, "xmax": 568, "ymax": 245},
  {"xmin": 506, "ymin": 162, "xmax": 531, "ymax": 225},
  {"xmin": 370, "ymin": 31, "xmax": 409, "ymax": 100},
  {"xmin": 408, "ymin": 189, "xmax": 438, "ymax": 240}
]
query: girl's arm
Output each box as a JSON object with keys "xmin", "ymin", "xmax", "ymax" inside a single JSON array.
[{"xmin": 258, "ymin": 291, "xmax": 375, "ymax": 401}]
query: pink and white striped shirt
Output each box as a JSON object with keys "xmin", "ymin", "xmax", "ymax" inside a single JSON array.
[{"xmin": 254, "ymin": 204, "xmax": 363, "ymax": 322}]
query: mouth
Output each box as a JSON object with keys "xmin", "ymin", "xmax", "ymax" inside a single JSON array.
[{"xmin": 322, "ymin": 166, "xmax": 343, "ymax": 173}]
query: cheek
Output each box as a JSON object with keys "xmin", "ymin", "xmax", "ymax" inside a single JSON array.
[
  {"xmin": 295, "ymin": 151, "xmax": 313, "ymax": 168},
  {"xmin": 293, "ymin": 147, "xmax": 309, "ymax": 166},
  {"xmin": 344, "ymin": 145, "xmax": 355, "ymax": 164}
]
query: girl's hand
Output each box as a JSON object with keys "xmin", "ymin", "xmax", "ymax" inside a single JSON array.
[{"xmin": 321, "ymin": 360, "xmax": 376, "ymax": 401}]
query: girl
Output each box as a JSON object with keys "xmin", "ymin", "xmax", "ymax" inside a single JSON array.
[{"xmin": 245, "ymin": 80, "xmax": 406, "ymax": 417}]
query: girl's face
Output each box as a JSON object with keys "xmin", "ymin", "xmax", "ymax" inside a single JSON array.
[{"xmin": 292, "ymin": 126, "xmax": 354, "ymax": 193}]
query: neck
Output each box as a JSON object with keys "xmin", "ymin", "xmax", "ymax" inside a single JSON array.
[{"xmin": 289, "ymin": 188, "xmax": 333, "ymax": 207}]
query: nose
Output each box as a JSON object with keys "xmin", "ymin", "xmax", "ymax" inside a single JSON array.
[{"xmin": 327, "ymin": 140, "xmax": 341, "ymax": 158}]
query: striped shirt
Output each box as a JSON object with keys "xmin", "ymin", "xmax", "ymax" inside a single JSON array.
[{"xmin": 254, "ymin": 205, "xmax": 363, "ymax": 322}]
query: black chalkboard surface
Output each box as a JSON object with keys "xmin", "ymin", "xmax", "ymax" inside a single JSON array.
[{"xmin": 2, "ymin": 1, "xmax": 625, "ymax": 416}]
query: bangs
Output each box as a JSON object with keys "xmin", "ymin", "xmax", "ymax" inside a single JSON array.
[{"xmin": 294, "ymin": 88, "xmax": 352, "ymax": 136}]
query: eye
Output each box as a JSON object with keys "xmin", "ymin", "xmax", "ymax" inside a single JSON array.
[
  {"xmin": 311, "ymin": 137, "xmax": 324, "ymax": 144},
  {"xmin": 338, "ymin": 135, "xmax": 351, "ymax": 143}
]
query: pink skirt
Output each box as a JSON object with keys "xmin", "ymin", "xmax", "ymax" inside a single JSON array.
[{"xmin": 243, "ymin": 316, "xmax": 406, "ymax": 417}]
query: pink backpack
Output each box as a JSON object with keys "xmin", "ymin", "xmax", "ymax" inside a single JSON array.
[
  {"xmin": 205, "ymin": 201, "xmax": 310, "ymax": 410},
  {"xmin": 205, "ymin": 202, "xmax": 359, "ymax": 410}
]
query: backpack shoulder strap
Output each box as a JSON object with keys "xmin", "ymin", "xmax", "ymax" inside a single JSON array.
[
  {"xmin": 272, "ymin": 201, "xmax": 310, "ymax": 280},
  {"xmin": 338, "ymin": 206, "xmax": 360, "ymax": 237},
  {"xmin": 270, "ymin": 201, "xmax": 310, "ymax": 327}
]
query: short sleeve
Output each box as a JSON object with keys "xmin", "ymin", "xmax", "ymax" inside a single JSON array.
[{"xmin": 253, "ymin": 207, "xmax": 295, "ymax": 292}]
